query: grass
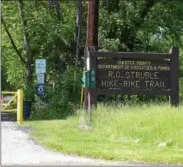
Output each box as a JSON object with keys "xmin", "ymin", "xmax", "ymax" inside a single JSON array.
[{"xmin": 24, "ymin": 104, "xmax": 183, "ymax": 164}]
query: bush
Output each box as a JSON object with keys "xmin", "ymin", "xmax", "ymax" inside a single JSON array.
[
  {"xmin": 98, "ymin": 94, "xmax": 169, "ymax": 106},
  {"xmin": 31, "ymin": 68, "xmax": 82, "ymax": 120}
]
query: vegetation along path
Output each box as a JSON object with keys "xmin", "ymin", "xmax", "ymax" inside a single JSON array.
[
  {"xmin": 1, "ymin": 122, "xmax": 114, "ymax": 166},
  {"xmin": 1, "ymin": 104, "xmax": 183, "ymax": 166},
  {"xmin": 1, "ymin": 119, "xmax": 147, "ymax": 166},
  {"xmin": 1, "ymin": 122, "xmax": 181, "ymax": 167}
]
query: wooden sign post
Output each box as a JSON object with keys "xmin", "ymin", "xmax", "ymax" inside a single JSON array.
[
  {"xmin": 84, "ymin": 47, "xmax": 179, "ymax": 109},
  {"xmin": 169, "ymin": 47, "xmax": 179, "ymax": 107},
  {"xmin": 84, "ymin": 0, "xmax": 99, "ymax": 110}
]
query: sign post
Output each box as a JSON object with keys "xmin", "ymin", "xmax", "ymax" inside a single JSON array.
[
  {"xmin": 169, "ymin": 47, "xmax": 179, "ymax": 107},
  {"xmin": 35, "ymin": 59, "xmax": 46, "ymax": 96}
]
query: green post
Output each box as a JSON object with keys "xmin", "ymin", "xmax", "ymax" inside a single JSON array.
[
  {"xmin": 82, "ymin": 71, "xmax": 90, "ymax": 88},
  {"xmin": 90, "ymin": 69, "xmax": 96, "ymax": 88}
]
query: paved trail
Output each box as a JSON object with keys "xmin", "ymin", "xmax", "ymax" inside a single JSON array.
[{"xmin": 1, "ymin": 113, "xmax": 181, "ymax": 166}]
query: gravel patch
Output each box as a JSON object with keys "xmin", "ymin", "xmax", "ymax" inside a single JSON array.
[{"xmin": 1, "ymin": 121, "xmax": 137, "ymax": 166}]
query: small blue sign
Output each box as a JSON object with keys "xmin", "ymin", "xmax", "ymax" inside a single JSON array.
[{"xmin": 37, "ymin": 84, "xmax": 45, "ymax": 96}]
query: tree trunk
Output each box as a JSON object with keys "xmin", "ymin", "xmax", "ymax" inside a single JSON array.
[
  {"xmin": 75, "ymin": 0, "xmax": 83, "ymax": 68},
  {"xmin": 48, "ymin": 0, "xmax": 62, "ymax": 20},
  {"xmin": 18, "ymin": 0, "xmax": 33, "ymax": 92}
]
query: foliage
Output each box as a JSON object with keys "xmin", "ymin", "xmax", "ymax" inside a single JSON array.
[
  {"xmin": 99, "ymin": 94, "xmax": 169, "ymax": 106},
  {"xmin": 99, "ymin": 1, "xmax": 183, "ymax": 52},
  {"xmin": 1, "ymin": 1, "xmax": 78, "ymax": 103},
  {"xmin": 23, "ymin": 86, "xmax": 35, "ymax": 101},
  {"xmin": 1, "ymin": 1, "xmax": 25, "ymax": 89},
  {"xmin": 1, "ymin": 0, "xmax": 183, "ymax": 118},
  {"xmin": 1, "ymin": 1, "xmax": 76, "ymax": 85},
  {"xmin": 31, "ymin": 68, "xmax": 81, "ymax": 120}
]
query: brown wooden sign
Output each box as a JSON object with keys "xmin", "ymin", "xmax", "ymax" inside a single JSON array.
[{"xmin": 87, "ymin": 47, "xmax": 179, "ymax": 108}]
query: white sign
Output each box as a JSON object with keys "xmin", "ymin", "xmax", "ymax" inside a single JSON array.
[
  {"xmin": 86, "ymin": 57, "xmax": 90, "ymax": 70},
  {"xmin": 37, "ymin": 73, "xmax": 45, "ymax": 84},
  {"xmin": 36, "ymin": 59, "xmax": 46, "ymax": 73}
]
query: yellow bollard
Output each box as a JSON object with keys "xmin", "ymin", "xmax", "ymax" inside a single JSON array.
[{"xmin": 17, "ymin": 89, "xmax": 23, "ymax": 124}]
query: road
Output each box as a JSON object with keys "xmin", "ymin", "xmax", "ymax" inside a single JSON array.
[{"xmin": 1, "ymin": 113, "xmax": 182, "ymax": 166}]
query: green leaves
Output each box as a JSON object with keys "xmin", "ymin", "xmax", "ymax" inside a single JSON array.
[
  {"xmin": 99, "ymin": 0, "xmax": 183, "ymax": 53},
  {"xmin": 1, "ymin": 0, "xmax": 183, "ymax": 107}
]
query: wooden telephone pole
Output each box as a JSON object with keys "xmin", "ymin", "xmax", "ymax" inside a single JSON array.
[{"xmin": 84, "ymin": 0, "xmax": 99, "ymax": 110}]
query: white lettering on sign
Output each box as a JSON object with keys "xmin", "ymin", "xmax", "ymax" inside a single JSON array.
[
  {"xmin": 36, "ymin": 59, "xmax": 46, "ymax": 73},
  {"xmin": 37, "ymin": 73, "xmax": 45, "ymax": 84}
]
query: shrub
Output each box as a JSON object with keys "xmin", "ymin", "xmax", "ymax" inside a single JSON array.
[{"xmin": 31, "ymin": 68, "xmax": 81, "ymax": 120}]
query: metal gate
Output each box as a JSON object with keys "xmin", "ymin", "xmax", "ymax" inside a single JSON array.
[
  {"xmin": 1, "ymin": 89, "xmax": 23, "ymax": 124},
  {"xmin": 1, "ymin": 91, "xmax": 17, "ymax": 112}
]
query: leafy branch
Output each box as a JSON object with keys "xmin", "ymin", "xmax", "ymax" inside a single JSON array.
[
  {"xmin": 1, "ymin": 16, "xmax": 26, "ymax": 65},
  {"xmin": 121, "ymin": 0, "xmax": 158, "ymax": 50}
]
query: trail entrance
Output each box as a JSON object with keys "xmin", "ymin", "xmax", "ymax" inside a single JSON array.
[
  {"xmin": 1, "ymin": 90, "xmax": 23, "ymax": 124},
  {"xmin": 1, "ymin": 91, "xmax": 17, "ymax": 112}
]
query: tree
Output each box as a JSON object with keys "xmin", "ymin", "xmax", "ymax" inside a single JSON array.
[
  {"xmin": 1, "ymin": 0, "xmax": 183, "ymax": 108},
  {"xmin": 99, "ymin": 0, "xmax": 183, "ymax": 52},
  {"xmin": 1, "ymin": 1, "xmax": 76, "ymax": 94}
]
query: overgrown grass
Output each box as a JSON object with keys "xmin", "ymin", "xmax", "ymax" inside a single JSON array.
[{"xmin": 24, "ymin": 104, "xmax": 183, "ymax": 164}]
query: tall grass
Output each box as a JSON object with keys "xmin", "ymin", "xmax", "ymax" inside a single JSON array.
[
  {"xmin": 90, "ymin": 104, "xmax": 182, "ymax": 147},
  {"xmin": 26, "ymin": 104, "xmax": 183, "ymax": 164}
]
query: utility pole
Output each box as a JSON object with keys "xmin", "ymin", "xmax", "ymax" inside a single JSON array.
[
  {"xmin": 84, "ymin": 0, "xmax": 99, "ymax": 110},
  {"xmin": 86, "ymin": 0, "xmax": 99, "ymax": 48}
]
